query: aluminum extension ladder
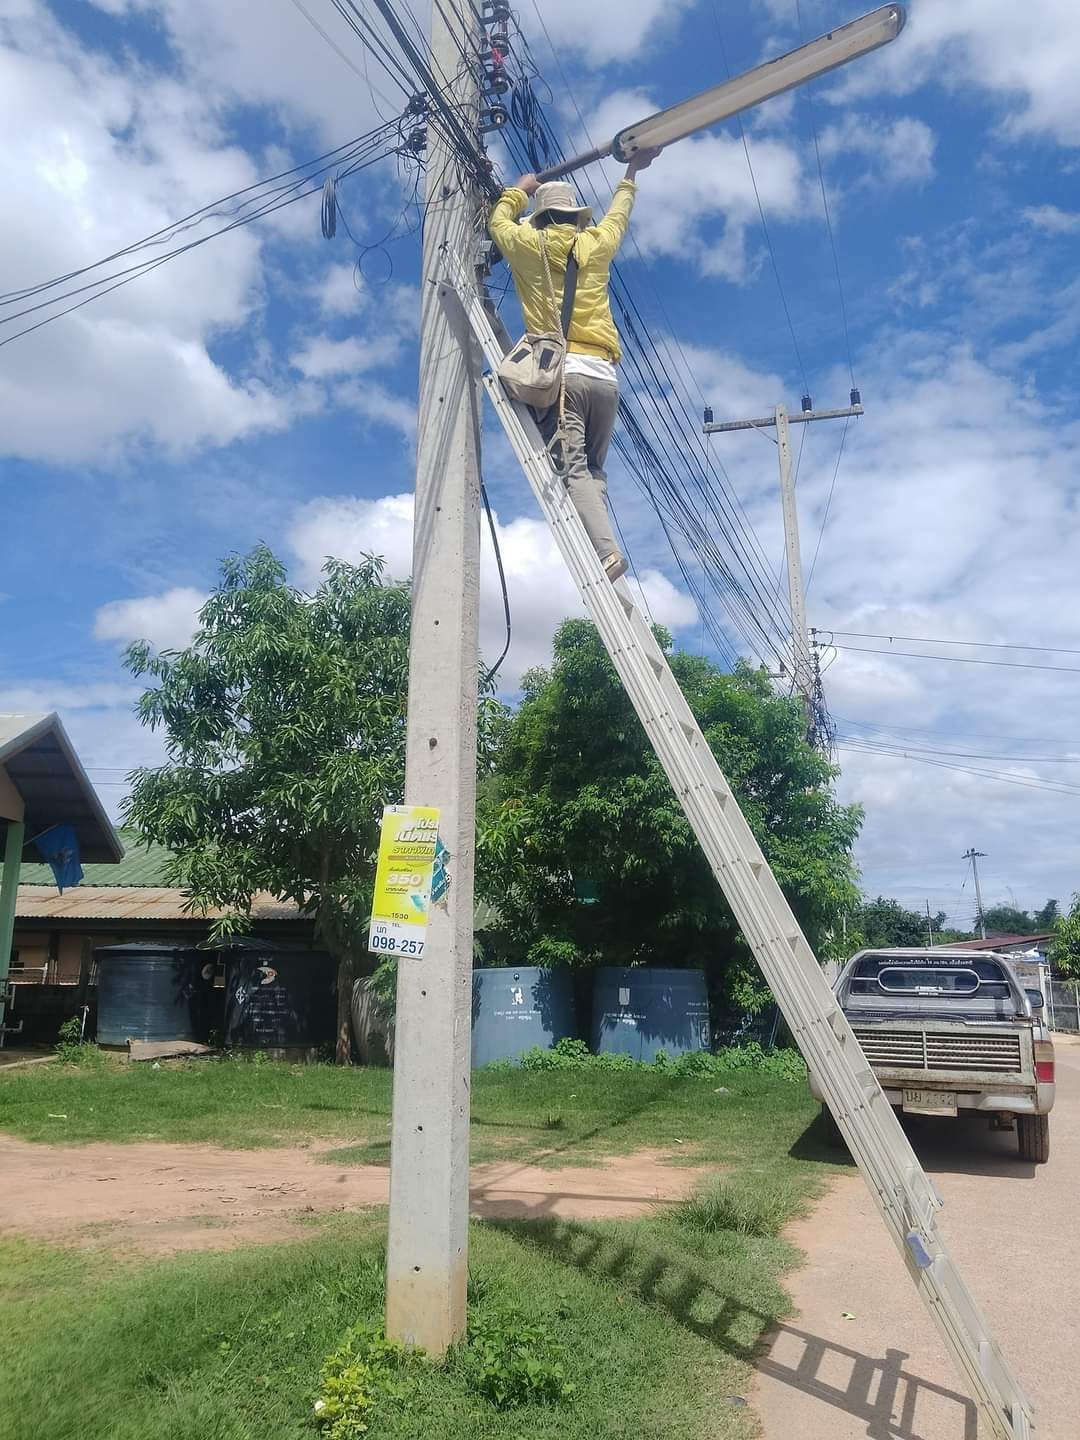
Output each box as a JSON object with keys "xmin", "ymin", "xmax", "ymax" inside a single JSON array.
[{"xmin": 446, "ymin": 257, "xmax": 1033, "ymax": 1440}]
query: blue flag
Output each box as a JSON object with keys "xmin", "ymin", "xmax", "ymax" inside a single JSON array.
[{"xmin": 34, "ymin": 824, "xmax": 84, "ymax": 894}]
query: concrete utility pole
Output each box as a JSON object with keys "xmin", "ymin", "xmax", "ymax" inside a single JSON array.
[
  {"xmin": 385, "ymin": 0, "xmax": 483, "ymax": 1357},
  {"xmin": 926, "ymin": 899, "xmax": 935, "ymax": 948},
  {"xmin": 775, "ymin": 404, "xmax": 812, "ymax": 707},
  {"xmin": 704, "ymin": 398, "xmax": 862, "ymax": 745},
  {"xmin": 963, "ymin": 848, "xmax": 988, "ymax": 940}
]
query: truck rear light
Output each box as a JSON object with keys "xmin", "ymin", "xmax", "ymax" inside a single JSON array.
[{"xmin": 1034, "ymin": 1039, "xmax": 1055, "ymax": 1084}]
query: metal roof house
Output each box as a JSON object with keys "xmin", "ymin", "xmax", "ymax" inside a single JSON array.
[
  {"xmin": 947, "ymin": 934, "xmax": 1054, "ymax": 958},
  {"xmin": 8, "ymin": 828, "xmax": 312, "ymax": 989},
  {"xmin": 1, "ymin": 713, "xmax": 124, "ymax": 1040}
]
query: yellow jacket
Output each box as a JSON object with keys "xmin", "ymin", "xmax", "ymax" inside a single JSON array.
[{"xmin": 488, "ymin": 180, "xmax": 637, "ymax": 363}]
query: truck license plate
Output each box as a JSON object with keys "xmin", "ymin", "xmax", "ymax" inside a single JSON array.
[{"xmin": 903, "ymin": 1089, "xmax": 957, "ymax": 1116}]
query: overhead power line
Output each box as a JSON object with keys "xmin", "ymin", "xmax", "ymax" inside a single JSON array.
[
  {"xmin": 794, "ymin": 0, "xmax": 855, "ymax": 391},
  {"xmin": 711, "ymin": 0, "xmax": 810, "ymax": 398},
  {"xmin": 835, "ymin": 735, "xmax": 1080, "ymax": 763},
  {"xmin": 805, "ymin": 415, "xmax": 850, "ymax": 593},
  {"xmin": 837, "ymin": 742, "xmax": 1080, "ymax": 798},
  {"xmin": 0, "ymin": 120, "xmax": 405, "ymax": 348},
  {"xmin": 834, "ymin": 713, "xmax": 1080, "ymax": 748},
  {"xmin": 827, "ymin": 643, "xmax": 1080, "ymax": 676},
  {"xmin": 827, "ymin": 629, "xmax": 1080, "ymax": 657}
]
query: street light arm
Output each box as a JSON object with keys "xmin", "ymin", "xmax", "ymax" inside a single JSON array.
[{"xmin": 534, "ymin": 5, "xmax": 905, "ymax": 184}]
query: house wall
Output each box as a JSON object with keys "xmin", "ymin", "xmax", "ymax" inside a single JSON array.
[{"xmin": 11, "ymin": 930, "xmax": 132, "ymax": 984}]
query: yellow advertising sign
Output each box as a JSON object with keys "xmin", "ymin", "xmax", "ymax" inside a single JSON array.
[{"xmin": 367, "ymin": 805, "xmax": 441, "ymax": 958}]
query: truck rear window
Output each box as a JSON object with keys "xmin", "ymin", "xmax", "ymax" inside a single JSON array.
[{"xmin": 848, "ymin": 956, "xmax": 1011, "ymax": 1000}]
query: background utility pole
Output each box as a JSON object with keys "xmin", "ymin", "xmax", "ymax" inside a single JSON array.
[
  {"xmin": 963, "ymin": 848, "xmax": 988, "ymax": 940},
  {"xmin": 704, "ymin": 398, "xmax": 862, "ymax": 749},
  {"xmin": 926, "ymin": 899, "xmax": 935, "ymax": 948},
  {"xmin": 386, "ymin": 0, "xmax": 483, "ymax": 1357},
  {"xmin": 775, "ymin": 404, "xmax": 811, "ymax": 709}
]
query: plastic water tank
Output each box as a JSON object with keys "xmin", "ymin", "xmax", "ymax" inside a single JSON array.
[
  {"xmin": 223, "ymin": 950, "xmax": 336, "ymax": 1050},
  {"xmin": 591, "ymin": 967, "xmax": 711, "ymax": 1061},
  {"xmin": 471, "ymin": 966, "xmax": 577, "ymax": 1068},
  {"xmin": 95, "ymin": 943, "xmax": 215, "ymax": 1046}
]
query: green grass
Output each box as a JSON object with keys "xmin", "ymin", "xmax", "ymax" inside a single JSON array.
[
  {"xmin": 0, "ymin": 1055, "xmax": 824, "ymax": 1171},
  {"xmin": 0, "ymin": 1203, "xmax": 806, "ymax": 1440},
  {"xmin": 673, "ymin": 1174, "xmax": 813, "ymax": 1239},
  {"xmin": 0, "ymin": 1057, "xmax": 839, "ymax": 1439}
]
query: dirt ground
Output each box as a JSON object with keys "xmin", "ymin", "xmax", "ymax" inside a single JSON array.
[
  {"xmin": 754, "ymin": 1034, "xmax": 1080, "ymax": 1440},
  {"xmin": 0, "ymin": 1136, "xmax": 702, "ymax": 1255}
]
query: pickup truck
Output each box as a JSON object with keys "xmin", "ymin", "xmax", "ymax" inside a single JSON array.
[{"xmin": 810, "ymin": 947, "xmax": 1055, "ymax": 1163}]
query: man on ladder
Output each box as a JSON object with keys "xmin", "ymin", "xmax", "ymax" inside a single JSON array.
[{"xmin": 489, "ymin": 148, "xmax": 661, "ymax": 581}]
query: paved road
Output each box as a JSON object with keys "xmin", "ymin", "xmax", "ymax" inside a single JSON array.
[{"xmin": 755, "ymin": 1034, "xmax": 1080, "ymax": 1440}]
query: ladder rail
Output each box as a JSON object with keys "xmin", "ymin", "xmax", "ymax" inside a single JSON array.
[{"xmin": 447, "ymin": 266, "xmax": 1034, "ymax": 1440}]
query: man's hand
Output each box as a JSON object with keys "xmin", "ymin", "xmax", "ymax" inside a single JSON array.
[
  {"xmin": 516, "ymin": 173, "xmax": 540, "ymax": 196},
  {"xmin": 626, "ymin": 146, "xmax": 662, "ymax": 178}
]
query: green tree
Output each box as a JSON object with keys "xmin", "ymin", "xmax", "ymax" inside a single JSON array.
[
  {"xmin": 122, "ymin": 545, "xmax": 411, "ymax": 1063},
  {"xmin": 851, "ymin": 896, "xmax": 934, "ymax": 949},
  {"xmin": 479, "ymin": 620, "xmax": 862, "ymax": 1006},
  {"xmin": 1034, "ymin": 898, "xmax": 1060, "ymax": 930},
  {"xmin": 1049, "ymin": 895, "xmax": 1080, "ymax": 978},
  {"xmin": 981, "ymin": 904, "xmax": 1036, "ymax": 937}
]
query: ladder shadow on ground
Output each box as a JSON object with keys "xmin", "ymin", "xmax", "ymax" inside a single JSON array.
[{"xmin": 492, "ymin": 1216, "xmax": 976, "ymax": 1440}]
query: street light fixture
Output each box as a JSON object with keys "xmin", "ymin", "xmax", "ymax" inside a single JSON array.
[{"xmin": 536, "ymin": 5, "xmax": 906, "ymax": 183}]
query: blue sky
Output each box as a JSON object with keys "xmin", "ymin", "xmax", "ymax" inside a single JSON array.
[{"xmin": 3, "ymin": 0, "xmax": 1080, "ymax": 926}]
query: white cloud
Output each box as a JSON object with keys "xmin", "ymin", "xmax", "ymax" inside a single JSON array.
[
  {"xmin": 817, "ymin": 115, "xmax": 937, "ymax": 187},
  {"xmin": 518, "ymin": 0, "xmax": 695, "ymax": 66},
  {"xmin": 827, "ymin": 0, "xmax": 1080, "ymax": 149},
  {"xmin": 89, "ymin": 0, "xmax": 396, "ymax": 142},
  {"xmin": 291, "ymin": 334, "xmax": 396, "ymax": 380},
  {"xmin": 312, "ymin": 263, "xmax": 367, "ymax": 316},
  {"xmin": 94, "ymin": 587, "xmax": 207, "ymax": 651},
  {"xmin": 630, "ymin": 570, "xmax": 699, "ymax": 632},
  {"xmin": 571, "ymin": 90, "xmax": 809, "ymax": 282},
  {"xmin": 289, "ymin": 284, "xmax": 419, "ymax": 431},
  {"xmin": 335, "ymin": 380, "xmax": 417, "ymax": 446},
  {"xmin": 1022, "ymin": 205, "xmax": 1080, "ymax": 235},
  {"xmin": 0, "ymin": 2, "xmax": 307, "ymax": 464},
  {"xmin": 782, "ymin": 336, "xmax": 1080, "ymax": 918},
  {"xmin": 287, "ymin": 492, "xmax": 698, "ymax": 688},
  {"xmin": 290, "ymin": 494, "xmax": 415, "ymax": 584}
]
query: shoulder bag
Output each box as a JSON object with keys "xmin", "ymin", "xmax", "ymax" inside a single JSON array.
[{"xmin": 497, "ymin": 233, "xmax": 579, "ymax": 410}]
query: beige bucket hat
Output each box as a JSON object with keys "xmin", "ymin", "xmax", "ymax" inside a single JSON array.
[{"xmin": 527, "ymin": 180, "xmax": 593, "ymax": 227}]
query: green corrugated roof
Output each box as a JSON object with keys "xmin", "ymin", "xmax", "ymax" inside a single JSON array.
[{"xmin": 9, "ymin": 829, "xmax": 173, "ymax": 888}]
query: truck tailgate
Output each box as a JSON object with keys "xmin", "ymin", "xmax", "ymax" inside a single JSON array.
[{"xmin": 850, "ymin": 1022, "xmax": 1033, "ymax": 1084}]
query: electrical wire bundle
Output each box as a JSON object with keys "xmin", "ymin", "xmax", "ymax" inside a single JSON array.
[{"xmin": 0, "ymin": 119, "xmax": 406, "ymax": 349}]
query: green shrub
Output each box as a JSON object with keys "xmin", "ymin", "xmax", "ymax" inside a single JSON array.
[
  {"xmin": 314, "ymin": 1323, "xmax": 421, "ymax": 1438},
  {"xmin": 54, "ymin": 1015, "xmax": 103, "ymax": 1066},
  {"xmin": 675, "ymin": 1176, "xmax": 808, "ymax": 1238},
  {"xmin": 485, "ymin": 1038, "xmax": 806, "ymax": 1081},
  {"xmin": 458, "ymin": 1311, "xmax": 574, "ymax": 1410}
]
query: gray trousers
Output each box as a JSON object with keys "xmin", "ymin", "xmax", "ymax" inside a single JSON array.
[{"xmin": 537, "ymin": 372, "xmax": 620, "ymax": 561}]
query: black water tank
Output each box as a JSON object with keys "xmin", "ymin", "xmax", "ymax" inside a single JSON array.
[
  {"xmin": 471, "ymin": 966, "xmax": 578, "ymax": 1068},
  {"xmin": 223, "ymin": 950, "xmax": 336, "ymax": 1049},
  {"xmin": 592, "ymin": 966, "xmax": 711, "ymax": 1061},
  {"xmin": 95, "ymin": 943, "xmax": 215, "ymax": 1046}
]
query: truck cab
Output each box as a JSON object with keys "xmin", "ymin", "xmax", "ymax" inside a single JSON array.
[{"xmin": 810, "ymin": 947, "xmax": 1055, "ymax": 1163}]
